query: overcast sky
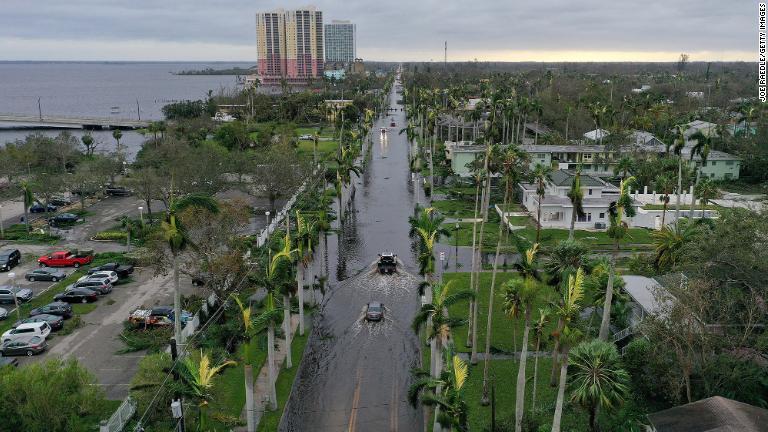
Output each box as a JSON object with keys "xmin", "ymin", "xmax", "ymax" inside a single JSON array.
[{"xmin": 0, "ymin": 0, "xmax": 757, "ymax": 62}]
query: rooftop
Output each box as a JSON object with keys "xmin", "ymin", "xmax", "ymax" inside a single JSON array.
[
  {"xmin": 583, "ymin": 129, "xmax": 610, "ymax": 141},
  {"xmin": 622, "ymin": 275, "xmax": 669, "ymax": 316},
  {"xmin": 647, "ymin": 396, "xmax": 768, "ymax": 432},
  {"xmin": 550, "ymin": 170, "xmax": 607, "ymax": 187}
]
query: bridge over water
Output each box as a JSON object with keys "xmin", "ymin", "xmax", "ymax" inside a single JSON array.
[{"xmin": 0, "ymin": 113, "xmax": 150, "ymax": 129}]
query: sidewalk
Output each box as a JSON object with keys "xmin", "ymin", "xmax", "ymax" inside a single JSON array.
[{"xmin": 235, "ymin": 314, "xmax": 300, "ymax": 431}]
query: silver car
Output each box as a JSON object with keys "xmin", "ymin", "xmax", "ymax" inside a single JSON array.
[
  {"xmin": 0, "ymin": 286, "xmax": 34, "ymax": 304},
  {"xmin": 0, "ymin": 307, "xmax": 7, "ymax": 320}
]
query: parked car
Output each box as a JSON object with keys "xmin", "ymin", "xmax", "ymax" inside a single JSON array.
[
  {"xmin": 0, "ymin": 336, "xmax": 48, "ymax": 356},
  {"xmin": 49, "ymin": 196, "xmax": 73, "ymax": 207},
  {"xmin": 53, "ymin": 288, "xmax": 98, "ymax": 303},
  {"xmin": 365, "ymin": 302, "xmax": 384, "ymax": 322},
  {"xmin": 25, "ymin": 268, "xmax": 67, "ymax": 282},
  {"xmin": 78, "ymin": 271, "xmax": 118, "ymax": 285},
  {"xmin": 48, "ymin": 213, "xmax": 80, "ymax": 227},
  {"xmin": 1, "ymin": 322, "xmax": 51, "ymax": 343},
  {"xmin": 298, "ymin": 134, "xmax": 313, "ymax": 140},
  {"xmin": 0, "ymin": 249, "xmax": 21, "ymax": 271},
  {"xmin": 29, "ymin": 203, "xmax": 57, "ymax": 213},
  {"xmin": 38, "ymin": 249, "xmax": 94, "ymax": 268},
  {"xmin": 12, "ymin": 314, "xmax": 64, "ymax": 331},
  {"xmin": 69, "ymin": 278, "xmax": 112, "ymax": 295},
  {"xmin": 30, "ymin": 302, "xmax": 72, "ymax": 318},
  {"xmin": 88, "ymin": 262, "xmax": 134, "ymax": 279},
  {"xmin": 128, "ymin": 306, "xmax": 192, "ymax": 328},
  {"xmin": 0, "ymin": 286, "xmax": 33, "ymax": 304},
  {"xmin": 105, "ymin": 186, "xmax": 132, "ymax": 196},
  {"xmin": 0, "ymin": 307, "xmax": 7, "ymax": 320}
]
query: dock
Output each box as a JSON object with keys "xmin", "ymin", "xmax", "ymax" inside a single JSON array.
[{"xmin": 0, "ymin": 113, "xmax": 150, "ymax": 130}]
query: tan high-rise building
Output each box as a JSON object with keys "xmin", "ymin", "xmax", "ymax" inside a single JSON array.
[{"xmin": 256, "ymin": 7, "xmax": 324, "ymax": 85}]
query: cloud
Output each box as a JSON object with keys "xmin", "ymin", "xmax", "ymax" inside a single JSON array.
[{"xmin": 0, "ymin": 0, "xmax": 756, "ymax": 61}]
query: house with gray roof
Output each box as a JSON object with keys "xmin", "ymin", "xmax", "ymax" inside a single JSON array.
[
  {"xmin": 519, "ymin": 169, "xmax": 641, "ymax": 230},
  {"xmin": 647, "ymin": 396, "xmax": 768, "ymax": 432}
]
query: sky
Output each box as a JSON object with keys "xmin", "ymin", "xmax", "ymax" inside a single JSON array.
[{"xmin": 0, "ymin": 0, "xmax": 758, "ymax": 62}]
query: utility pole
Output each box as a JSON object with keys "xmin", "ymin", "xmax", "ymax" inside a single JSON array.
[
  {"xmin": 136, "ymin": 99, "xmax": 141, "ymax": 121},
  {"xmin": 37, "ymin": 97, "xmax": 42, "ymax": 121},
  {"xmin": 444, "ymin": 41, "xmax": 447, "ymax": 70}
]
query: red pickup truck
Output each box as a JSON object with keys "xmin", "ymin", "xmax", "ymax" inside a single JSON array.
[{"xmin": 38, "ymin": 250, "xmax": 94, "ymax": 268}]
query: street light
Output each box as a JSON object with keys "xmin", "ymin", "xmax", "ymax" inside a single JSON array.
[
  {"xmin": 138, "ymin": 206, "xmax": 144, "ymax": 226},
  {"xmin": 0, "ymin": 204, "xmax": 4, "ymax": 239},
  {"xmin": 7, "ymin": 272, "xmax": 19, "ymax": 321},
  {"xmin": 265, "ymin": 210, "xmax": 271, "ymax": 227}
]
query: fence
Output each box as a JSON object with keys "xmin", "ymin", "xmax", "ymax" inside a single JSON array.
[{"xmin": 99, "ymin": 396, "xmax": 137, "ymax": 432}]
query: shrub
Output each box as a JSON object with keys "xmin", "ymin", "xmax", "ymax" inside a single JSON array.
[{"xmin": 93, "ymin": 231, "xmax": 128, "ymax": 241}]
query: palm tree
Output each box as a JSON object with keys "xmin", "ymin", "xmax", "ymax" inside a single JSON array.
[
  {"xmin": 672, "ymin": 125, "xmax": 688, "ymax": 222},
  {"xmin": 177, "ymin": 350, "xmax": 236, "ymax": 431},
  {"xmin": 531, "ymin": 308, "xmax": 550, "ymax": 412},
  {"xmin": 295, "ymin": 210, "xmax": 316, "ymax": 336},
  {"xmin": 613, "ymin": 156, "xmax": 634, "ymax": 179},
  {"xmin": 161, "ymin": 192, "xmax": 219, "ymax": 349},
  {"xmin": 694, "ymin": 177, "xmax": 719, "ymax": 219},
  {"xmin": 598, "ymin": 177, "xmax": 636, "ymax": 341},
  {"xmin": 409, "ymin": 349, "xmax": 469, "ymax": 432},
  {"xmin": 334, "ymin": 146, "xmax": 362, "ymax": 222},
  {"xmin": 532, "ymin": 163, "xmax": 553, "ymax": 243},
  {"xmin": 470, "ymin": 145, "xmax": 493, "ymax": 365},
  {"xmin": 234, "ymin": 296, "xmax": 257, "ymax": 432},
  {"xmin": 507, "ymin": 245, "xmax": 545, "ymax": 432},
  {"xmin": 412, "ymin": 280, "xmax": 473, "ymax": 378},
  {"xmin": 568, "ymin": 340, "xmax": 630, "ymax": 432},
  {"xmin": 252, "ymin": 291, "xmax": 282, "ymax": 411},
  {"xmin": 567, "ymin": 169, "xmax": 585, "ymax": 241},
  {"xmin": 19, "ymin": 180, "xmax": 34, "ymax": 233},
  {"xmin": 466, "ymin": 166, "xmax": 485, "ymax": 350},
  {"xmin": 551, "ymin": 269, "xmax": 586, "ymax": 432},
  {"xmin": 655, "ymin": 173, "xmax": 675, "ymax": 227},
  {"xmin": 274, "ymin": 233, "xmax": 298, "ymax": 369},
  {"xmin": 112, "ymin": 129, "xmax": 123, "ymax": 155},
  {"xmin": 688, "ymin": 130, "xmax": 712, "ymax": 219},
  {"xmin": 652, "ymin": 219, "xmax": 696, "ymax": 271},
  {"xmin": 409, "ymin": 207, "xmax": 449, "ymax": 284}
]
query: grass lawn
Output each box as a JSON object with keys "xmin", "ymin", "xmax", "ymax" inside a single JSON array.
[
  {"xmin": 297, "ymin": 139, "xmax": 339, "ymax": 157},
  {"xmin": 463, "ymin": 358, "xmax": 589, "ymax": 432},
  {"xmin": 257, "ymin": 319, "xmax": 312, "ymax": 432},
  {"xmin": 209, "ymin": 341, "xmax": 269, "ymax": 425},
  {"xmin": 432, "ymin": 199, "xmax": 479, "ymax": 219},
  {"xmin": 444, "ymin": 272, "xmax": 558, "ymax": 355}
]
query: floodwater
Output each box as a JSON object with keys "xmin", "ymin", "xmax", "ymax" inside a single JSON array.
[{"xmin": 281, "ymin": 79, "xmax": 425, "ymax": 431}]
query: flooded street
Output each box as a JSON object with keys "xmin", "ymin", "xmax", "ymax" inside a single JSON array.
[{"xmin": 280, "ymin": 80, "xmax": 425, "ymax": 431}]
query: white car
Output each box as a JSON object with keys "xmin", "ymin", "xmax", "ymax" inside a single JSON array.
[
  {"xmin": 0, "ymin": 307, "xmax": 7, "ymax": 320},
  {"xmin": 79, "ymin": 271, "xmax": 118, "ymax": 285},
  {"xmin": 2, "ymin": 321, "xmax": 51, "ymax": 343}
]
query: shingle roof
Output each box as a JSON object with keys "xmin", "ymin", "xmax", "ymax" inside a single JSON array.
[{"xmin": 647, "ymin": 396, "xmax": 768, "ymax": 432}]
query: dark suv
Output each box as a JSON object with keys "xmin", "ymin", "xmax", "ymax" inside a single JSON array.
[{"xmin": 0, "ymin": 249, "xmax": 21, "ymax": 272}]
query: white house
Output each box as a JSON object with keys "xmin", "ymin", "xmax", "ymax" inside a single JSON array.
[{"xmin": 519, "ymin": 170, "xmax": 641, "ymax": 230}]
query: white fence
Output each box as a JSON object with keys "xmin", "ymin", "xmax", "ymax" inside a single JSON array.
[{"xmin": 99, "ymin": 396, "xmax": 137, "ymax": 432}]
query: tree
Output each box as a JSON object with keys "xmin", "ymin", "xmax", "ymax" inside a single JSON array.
[
  {"xmin": 80, "ymin": 134, "xmax": 97, "ymax": 157},
  {"xmin": 160, "ymin": 192, "xmax": 219, "ymax": 349},
  {"xmin": 655, "ymin": 173, "xmax": 675, "ymax": 227},
  {"xmin": 672, "ymin": 125, "xmax": 687, "ymax": 222},
  {"xmin": 652, "ymin": 220, "xmax": 697, "ymax": 272},
  {"xmin": 234, "ymin": 296, "xmax": 257, "ymax": 432},
  {"xmin": 688, "ymin": 130, "xmax": 712, "ymax": 219},
  {"xmin": 333, "ymin": 146, "xmax": 362, "ymax": 221},
  {"xmin": 214, "ymin": 121, "xmax": 249, "ymax": 151},
  {"xmin": 409, "ymin": 350, "xmax": 469, "ymax": 432},
  {"xmin": 531, "ymin": 308, "xmax": 550, "ymax": 412},
  {"xmin": 532, "ymin": 163, "xmax": 553, "ymax": 243},
  {"xmin": 568, "ymin": 340, "xmax": 630, "ymax": 432},
  {"xmin": 694, "ymin": 177, "xmax": 719, "ymax": 219},
  {"xmin": 0, "ymin": 358, "xmax": 108, "ymax": 432},
  {"xmin": 177, "ymin": 350, "xmax": 235, "ymax": 431},
  {"xmin": 409, "ymin": 207, "xmax": 449, "ymax": 283},
  {"xmin": 599, "ymin": 177, "xmax": 636, "ymax": 341},
  {"xmin": 551, "ymin": 268, "xmax": 585, "ymax": 432},
  {"xmin": 18, "ymin": 180, "xmax": 34, "ymax": 233},
  {"xmin": 295, "ymin": 210, "xmax": 317, "ymax": 335},
  {"xmin": 252, "ymin": 141, "xmax": 308, "ymax": 212},
  {"xmin": 613, "ymin": 156, "xmax": 634, "ymax": 179},
  {"xmin": 505, "ymin": 245, "xmax": 545, "ymax": 432},
  {"xmin": 112, "ymin": 129, "xmax": 123, "ymax": 154},
  {"xmin": 412, "ymin": 280, "xmax": 473, "ymax": 379},
  {"xmin": 567, "ymin": 168, "xmax": 585, "ymax": 241},
  {"xmin": 125, "ymin": 167, "xmax": 162, "ymax": 221}
]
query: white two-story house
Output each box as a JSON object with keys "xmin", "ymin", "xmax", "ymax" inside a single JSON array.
[{"xmin": 519, "ymin": 170, "xmax": 641, "ymax": 230}]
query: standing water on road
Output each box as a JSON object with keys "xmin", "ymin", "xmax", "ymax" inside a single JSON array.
[{"xmin": 281, "ymin": 79, "xmax": 425, "ymax": 432}]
